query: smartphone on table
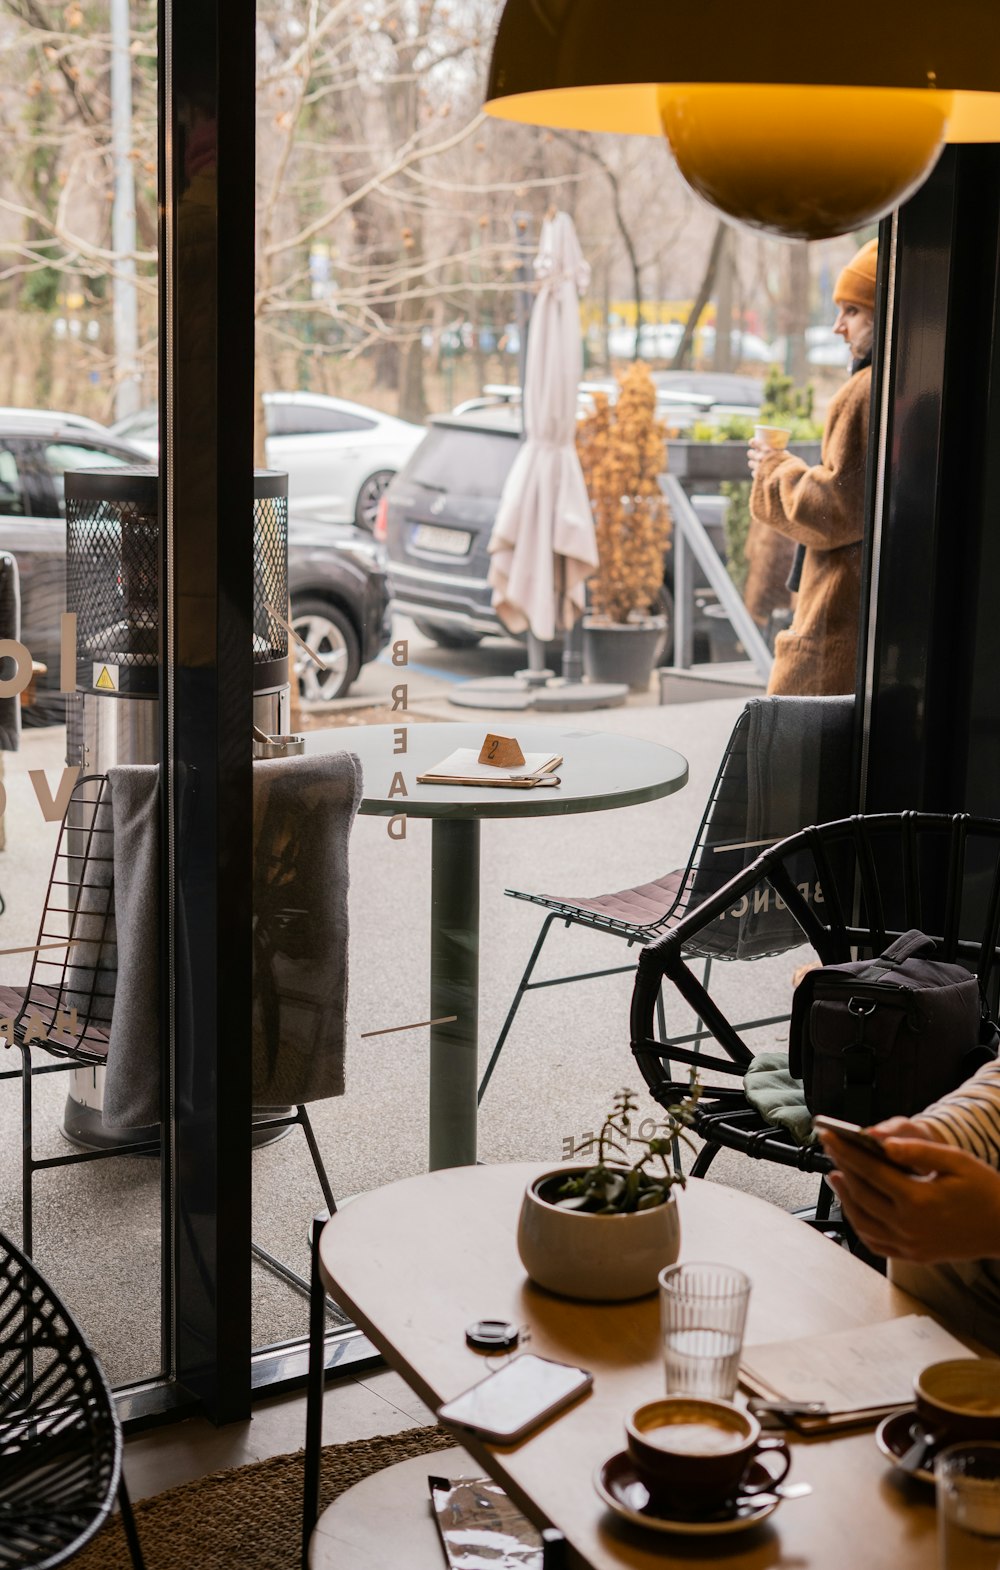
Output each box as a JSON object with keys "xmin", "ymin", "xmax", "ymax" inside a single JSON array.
[
  {"xmin": 436, "ymin": 1352, "xmax": 592, "ymax": 1445},
  {"xmin": 812, "ymin": 1114, "xmax": 916, "ymax": 1173}
]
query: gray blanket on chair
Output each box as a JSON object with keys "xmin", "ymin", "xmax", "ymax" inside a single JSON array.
[{"xmin": 102, "ymin": 751, "xmax": 363, "ymax": 1127}]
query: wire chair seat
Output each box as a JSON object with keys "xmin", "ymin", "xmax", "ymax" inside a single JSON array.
[{"xmin": 480, "ymin": 696, "xmax": 855, "ymax": 1103}]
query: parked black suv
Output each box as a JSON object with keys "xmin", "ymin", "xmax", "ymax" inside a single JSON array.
[{"xmin": 379, "ymin": 403, "xmax": 732, "ymax": 654}]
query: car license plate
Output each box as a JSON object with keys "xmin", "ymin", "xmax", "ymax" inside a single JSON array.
[{"xmin": 411, "ymin": 523, "xmax": 471, "ymax": 556}]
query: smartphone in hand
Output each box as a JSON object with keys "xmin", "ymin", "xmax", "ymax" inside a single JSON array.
[{"xmin": 813, "ymin": 1114, "xmax": 916, "ymax": 1173}]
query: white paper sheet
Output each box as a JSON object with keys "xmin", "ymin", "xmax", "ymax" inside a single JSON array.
[{"xmin": 741, "ymin": 1314, "xmax": 974, "ymax": 1415}]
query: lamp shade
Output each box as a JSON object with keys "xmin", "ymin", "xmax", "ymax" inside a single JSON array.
[{"xmin": 484, "ymin": 0, "xmax": 1000, "ymax": 238}]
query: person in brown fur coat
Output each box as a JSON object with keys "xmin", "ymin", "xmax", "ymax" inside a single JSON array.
[{"xmin": 746, "ymin": 239, "xmax": 877, "ymax": 695}]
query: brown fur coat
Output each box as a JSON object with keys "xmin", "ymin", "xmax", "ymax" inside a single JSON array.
[{"xmin": 749, "ymin": 366, "xmax": 870, "ymax": 695}]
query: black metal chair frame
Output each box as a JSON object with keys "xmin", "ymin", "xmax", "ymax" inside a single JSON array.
[
  {"xmin": 0, "ymin": 772, "xmax": 336, "ymax": 1303},
  {"xmin": 630, "ymin": 811, "xmax": 1000, "ymax": 1204},
  {"xmin": 0, "ymin": 1227, "xmax": 145, "ymax": 1569},
  {"xmin": 479, "ymin": 697, "xmax": 853, "ymax": 1104}
]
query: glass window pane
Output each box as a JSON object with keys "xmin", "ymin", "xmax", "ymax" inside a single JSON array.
[
  {"xmin": 42, "ymin": 444, "xmax": 134, "ymax": 517},
  {"xmin": 404, "ymin": 424, "xmax": 521, "ymax": 498}
]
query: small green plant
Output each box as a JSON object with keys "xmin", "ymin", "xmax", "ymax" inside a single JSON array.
[
  {"xmin": 552, "ymin": 1084, "xmax": 700, "ymax": 1214},
  {"xmin": 691, "ymin": 412, "xmax": 756, "ymax": 444}
]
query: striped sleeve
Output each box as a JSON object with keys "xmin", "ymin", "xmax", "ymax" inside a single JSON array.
[{"xmin": 917, "ymin": 1059, "xmax": 1000, "ymax": 1164}]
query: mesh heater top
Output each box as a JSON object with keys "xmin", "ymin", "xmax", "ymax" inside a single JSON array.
[{"xmin": 65, "ymin": 467, "xmax": 289, "ymax": 695}]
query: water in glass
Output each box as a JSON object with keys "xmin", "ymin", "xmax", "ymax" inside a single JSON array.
[{"xmin": 663, "ymin": 1327, "xmax": 743, "ymax": 1399}]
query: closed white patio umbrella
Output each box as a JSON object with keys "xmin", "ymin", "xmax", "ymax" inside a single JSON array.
[{"xmin": 487, "ymin": 211, "xmax": 599, "ymax": 646}]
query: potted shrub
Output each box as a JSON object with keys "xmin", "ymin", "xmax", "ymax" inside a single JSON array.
[
  {"xmin": 576, "ymin": 364, "xmax": 672, "ymax": 690},
  {"xmin": 517, "ymin": 1084, "xmax": 699, "ymax": 1301}
]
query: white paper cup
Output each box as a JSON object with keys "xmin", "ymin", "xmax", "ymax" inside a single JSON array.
[{"xmin": 753, "ymin": 424, "xmax": 792, "ymax": 450}]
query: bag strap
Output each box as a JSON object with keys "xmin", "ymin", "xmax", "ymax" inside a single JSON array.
[{"xmin": 880, "ymin": 929, "xmax": 936, "ymax": 964}]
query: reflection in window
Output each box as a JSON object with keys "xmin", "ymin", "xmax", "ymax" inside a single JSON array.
[
  {"xmin": 0, "ymin": 449, "xmax": 25, "ymax": 518},
  {"xmin": 42, "ymin": 445, "xmax": 132, "ymax": 518}
]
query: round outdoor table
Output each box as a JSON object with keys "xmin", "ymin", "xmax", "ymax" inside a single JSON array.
[{"xmin": 306, "ymin": 722, "xmax": 688, "ymax": 1169}]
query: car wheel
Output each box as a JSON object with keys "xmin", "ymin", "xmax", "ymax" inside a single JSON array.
[
  {"xmin": 354, "ymin": 469, "xmax": 394, "ymax": 531},
  {"xmin": 291, "ymin": 599, "xmax": 361, "ymax": 702},
  {"xmin": 412, "ymin": 618, "xmax": 485, "ymax": 650}
]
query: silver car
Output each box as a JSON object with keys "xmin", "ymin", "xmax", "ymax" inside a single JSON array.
[{"xmin": 111, "ymin": 392, "xmax": 425, "ymax": 531}]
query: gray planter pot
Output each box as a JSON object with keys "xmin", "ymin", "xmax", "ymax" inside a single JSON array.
[{"xmin": 583, "ymin": 616, "xmax": 666, "ymax": 692}]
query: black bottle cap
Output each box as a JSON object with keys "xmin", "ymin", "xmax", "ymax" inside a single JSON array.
[{"xmin": 464, "ymin": 1319, "xmax": 520, "ymax": 1353}]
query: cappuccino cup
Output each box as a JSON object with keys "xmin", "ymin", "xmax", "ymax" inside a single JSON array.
[
  {"xmin": 625, "ymin": 1397, "xmax": 790, "ymax": 1511},
  {"xmin": 753, "ymin": 424, "xmax": 792, "ymax": 450},
  {"xmin": 915, "ymin": 1359, "xmax": 1000, "ymax": 1442}
]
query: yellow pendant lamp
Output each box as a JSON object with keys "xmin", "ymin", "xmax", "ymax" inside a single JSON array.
[{"xmin": 483, "ymin": 0, "xmax": 1000, "ymax": 240}]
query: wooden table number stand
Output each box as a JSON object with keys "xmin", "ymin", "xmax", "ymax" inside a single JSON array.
[{"xmin": 479, "ymin": 734, "xmax": 525, "ymax": 768}]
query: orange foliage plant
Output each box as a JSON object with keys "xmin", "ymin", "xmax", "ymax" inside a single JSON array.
[{"xmin": 576, "ymin": 362, "xmax": 671, "ymax": 625}]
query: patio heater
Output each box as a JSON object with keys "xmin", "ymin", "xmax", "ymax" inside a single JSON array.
[{"xmin": 61, "ymin": 465, "xmax": 290, "ymax": 1147}]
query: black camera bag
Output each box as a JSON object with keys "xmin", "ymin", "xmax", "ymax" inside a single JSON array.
[{"xmin": 788, "ymin": 929, "xmax": 999, "ymax": 1125}]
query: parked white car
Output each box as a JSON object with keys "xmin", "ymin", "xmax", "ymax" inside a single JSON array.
[{"xmin": 110, "ymin": 391, "xmax": 426, "ymax": 530}]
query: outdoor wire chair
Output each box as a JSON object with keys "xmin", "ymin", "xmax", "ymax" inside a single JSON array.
[
  {"xmin": 478, "ymin": 695, "xmax": 855, "ymax": 1104},
  {"xmin": 630, "ymin": 811, "xmax": 1000, "ymax": 1210},
  {"xmin": 0, "ymin": 1227, "xmax": 145, "ymax": 1569},
  {"xmin": 0, "ymin": 772, "xmax": 337, "ymax": 1293}
]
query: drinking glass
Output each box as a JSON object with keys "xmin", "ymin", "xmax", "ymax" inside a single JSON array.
[
  {"xmin": 937, "ymin": 1443, "xmax": 1000, "ymax": 1570},
  {"xmin": 658, "ymin": 1262, "xmax": 751, "ymax": 1400}
]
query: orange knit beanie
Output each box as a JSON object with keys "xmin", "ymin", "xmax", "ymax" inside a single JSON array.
[{"xmin": 833, "ymin": 238, "xmax": 878, "ymax": 311}]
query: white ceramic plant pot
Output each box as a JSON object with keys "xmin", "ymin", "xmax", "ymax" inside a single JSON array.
[{"xmin": 516, "ymin": 1166, "xmax": 681, "ymax": 1302}]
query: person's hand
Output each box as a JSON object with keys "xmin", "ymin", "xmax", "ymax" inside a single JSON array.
[
  {"xmin": 820, "ymin": 1130, "xmax": 1000, "ymax": 1263},
  {"xmin": 868, "ymin": 1116, "xmax": 947, "ymax": 1143},
  {"xmin": 747, "ymin": 437, "xmax": 766, "ymax": 478}
]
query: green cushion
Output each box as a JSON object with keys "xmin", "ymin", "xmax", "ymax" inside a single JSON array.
[{"xmin": 743, "ymin": 1051, "xmax": 814, "ymax": 1144}]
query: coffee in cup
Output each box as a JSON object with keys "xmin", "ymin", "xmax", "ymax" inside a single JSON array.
[
  {"xmin": 915, "ymin": 1359, "xmax": 1000, "ymax": 1442},
  {"xmin": 625, "ymin": 1397, "xmax": 790, "ymax": 1511},
  {"xmin": 753, "ymin": 424, "xmax": 792, "ymax": 450}
]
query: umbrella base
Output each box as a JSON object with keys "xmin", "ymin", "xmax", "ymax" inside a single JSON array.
[{"xmin": 447, "ymin": 676, "xmax": 628, "ymax": 712}]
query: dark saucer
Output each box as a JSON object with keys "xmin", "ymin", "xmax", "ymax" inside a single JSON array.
[
  {"xmin": 594, "ymin": 1450, "xmax": 780, "ymax": 1537},
  {"xmin": 875, "ymin": 1408, "xmax": 937, "ymax": 1484}
]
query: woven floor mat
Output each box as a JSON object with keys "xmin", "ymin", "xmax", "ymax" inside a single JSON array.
[{"xmin": 74, "ymin": 1424, "xmax": 457, "ymax": 1570}]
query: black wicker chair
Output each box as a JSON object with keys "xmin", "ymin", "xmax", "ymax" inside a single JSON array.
[
  {"xmin": 0, "ymin": 1228, "xmax": 145, "ymax": 1568},
  {"xmin": 630, "ymin": 811, "xmax": 1000, "ymax": 1210},
  {"xmin": 478, "ymin": 695, "xmax": 854, "ymax": 1103}
]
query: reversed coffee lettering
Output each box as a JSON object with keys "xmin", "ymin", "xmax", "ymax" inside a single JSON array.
[
  {"xmin": 388, "ymin": 771, "xmax": 408, "ymax": 799},
  {"xmin": 393, "ymin": 727, "xmax": 407, "ymax": 755},
  {"xmin": 391, "ymin": 683, "xmax": 408, "ymax": 712},
  {"xmin": 0, "ymin": 639, "xmax": 33, "ymax": 699},
  {"xmin": 60, "ymin": 612, "xmax": 77, "ymax": 693},
  {"xmin": 29, "ymin": 766, "xmax": 81, "ymax": 824},
  {"xmin": 391, "ymin": 639, "xmax": 409, "ymax": 667},
  {"xmin": 387, "ymin": 814, "xmax": 407, "ymax": 840},
  {"xmin": 22, "ymin": 1008, "xmax": 47, "ymax": 1046}
]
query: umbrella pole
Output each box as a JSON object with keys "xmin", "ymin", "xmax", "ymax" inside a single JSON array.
[
  {"xmin": 561, "ymin": 620, "xmax": 584, "ymax": 684},
  {"xmin": 522, "ymin": 631, "xmax": 556, "ymax": 683}
]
